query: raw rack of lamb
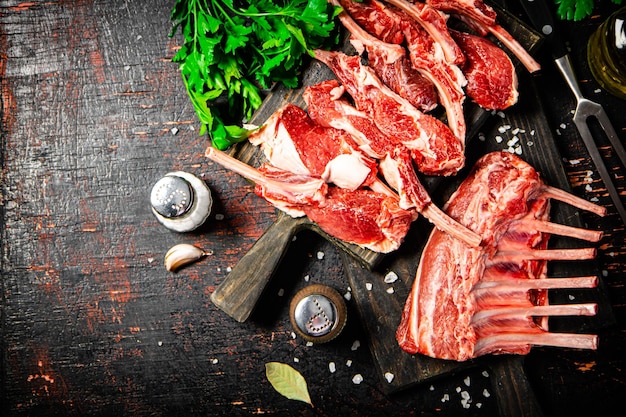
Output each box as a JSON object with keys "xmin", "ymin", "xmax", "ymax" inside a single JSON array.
[{"xmin": 396, "ymin": 152, "xmax": 605, "ymax": 361}]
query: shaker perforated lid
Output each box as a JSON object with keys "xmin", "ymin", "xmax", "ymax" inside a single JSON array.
[
  {"xmin": 289, "ymin": 284, "xmax": 347, "ymax": 343},
  {"xmin": 151, "ymin": 175, "xmax": 194, "ymax": 218}
]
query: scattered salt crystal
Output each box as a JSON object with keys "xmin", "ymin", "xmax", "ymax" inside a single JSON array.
[
  {"xmin": 157, "ymin": 341, "xmax": 163, "ymax": 346},
  {"xmin": 497, "ymin": 111, "xmax": 506, "ymax": 118},
  {"xmin": 329, "ymin": 362, "xmax": 336, "ymax": 373},
  {"xmin": 456, "ymin": 386, "xmax": 462, "ymax": 393},
  {"xmin": 304, "ymin": 274, "xmax": 310, "ymax": 282},
  {"xmin": 530, "ymin": 129, "xmax": 536, "ymax": 135},
  {"xmin": 226, "ymin": 266, "xmax": 232, "ymax": 272},
  {"xmin": 591, "ymin": 197, "xmax": 600, "ymax": 202},
  {"xmin": 495, "ymin": 135, "xmax": 503, "ymax": 143},
  {"xmin": 384, "ymin": 271, "xmax": 399, "ymax": 283},
  {"xmin": 386, "ymin": 287, "xmax": 395, "ymax": 294},
  {"xmin": 515, "ymin": 146, "xmax": 523, "ymax": 155},
  {"xmin": 594, "ymin": 88, "xmax": 602, "ymax": 93},
  {"xmin": 352, "ymin": 374, "xmax": 363, "ymax": 384},
  {"xmin": 212, "ymin": 358, "xmax": 219, "ymax": 364},
  {"xmin": 512, "ymin": 128, "xmax": 520, "ymax": 135},
  {"xmin": 585, "ymin": 184, "xmax": 593, "ymax": 191},
  {"xmin": 476, "ymin": 402, "xmax": 482, "ymax": 408},
  {"xmin": 507, "ymin": 136, "xmax": 519, "ymax": 147},
  {"xmin": 570, "ymin": 159, "xmax": 582, "ymax": 165},
  {"xmin": 556, "ymin": 129, "xmax": 561, "ymax": 135},
  {"xmin": 136, "ymin": 35, "xmax": 142, "ymax": 41},
  {"xmin": 291, "ymin": 332, "xmax": 297, "ymax": 339},
  {"xmin": 527, "ymin": 140, "xmax": 534, "ymax": 147},
  {"xmin": 344, "ymin": 292, "xmax": 352, "ymax": 301},
  {"xmin": 461, "ymin": 391, "xmax": 470, "ymax": 400},
  {"xmin": 306, "ymin": 342, "xmax": 313, "ymax": 347},
  {"xmin": 569, "ymin": 294, "xmax": 576, "ymax": 300},
  {"xmin": 602, "ymin": 270, "xmax": 608, "ymax": 277},
  {"xmin": 483, "ymin": 389, "xmax": 491, "ymax": 398},
  {"xmin": 215, "ymin": 213, "xmax": 225, "ymax": 220},
  {"xmin": 147, "ymin": 257, "xmax": 154, "ymax": 263},
  {"xmin": 351, "ymin": 340, "xmax": 361, "ymax": 351},
  {"xmin": 277, "ymin": 288, "xmax": 284, "ymax": 297},
  {"xmin": 429, "ymin": 385, "xmax": 435, "ymax": 391},
  {"xmin": 478, "ymin": 132, "xmax": 486, "ymax": 141},
  {"xmin": 482, "ymin": 370, "xmax": 489, "ymax": 378},
  {"xmin": 384, "ymin": 372, "xmax": 395, "ymax": 383},
  {"xmin": 170, "ymin": 127, "xmax": 179, "ymax": 135},
  {"xmin": 366, "ymin": 282, "xmax": 373, "ymax": 291},
  {"xmin": 346, "ymin": 359, "xmax": 353, "ymax": 367},
  {"xmin": 441, "ymin": 394, "xmax": 450, "ymax": 402},
  {"xmin": 294, "ymin": 357, "xmax": 299, "ymax": 363},
  {"xmin": 317, "ymin": 251, "xmax": 324, "ymax": 260},
  {"xmin": 560, "ymin": 123, "xmax": 567, "ymax": 129},
  {"xmin": 464, "ymin": 376, "xmax": 471, "ymax": 387}
]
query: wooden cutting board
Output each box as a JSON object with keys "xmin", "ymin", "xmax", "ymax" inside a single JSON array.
[{"xmin": 210, "ymin": 5, "xmax": 530, "ymax": 323}]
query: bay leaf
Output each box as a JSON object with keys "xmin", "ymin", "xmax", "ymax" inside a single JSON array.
[{"xmin": 265, "ymin": 362, "xmax": 313, "ymax": 407}]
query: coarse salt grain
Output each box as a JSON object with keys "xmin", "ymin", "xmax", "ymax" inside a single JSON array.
[
  {"xmin": 384, "ymin": 372, "xmax": 395, "ymax": 383},
  {"xmin": 215, "ymin": 213, "xmax": 225, "ymax": 220},
  {"xmin": 344, "ymin": 292, "xmax": 352, "ymax": 301},
  {"xmin": 346, "ymin": 359, "xmax": 352, "ymax": 367},
  {"xmin": 212, "ymin": 358, "xmax": 219, "ymax": 364},
  {"xmin": 464, "ymin": 376, "xmax": 471, "ymax": 386},
  {"xmin": 366, "ymin": 282, "xmax": 373, "ymax": 291},
  {"xmin": 441, "ymin": 394, "xmax": 450, "ymax": 402},
  {"xmin": 495, "ymin": 135, "xmax": 503, "ymax": 143},
  {"xmin": 386, "ymin": 287, "xmax": 395, "ymax": 294},
  {"xmin": 351, "ymin": 340, "xmax": 361, "ymax": 351},
  {"xmin": 478, "ymin": 132, "xmax": 486, "ymax": 141},
  {"xmin": 304, "ymin": 274, "xmax": 310, "ymax": 282},
  {"xmin": 352, "ymin": 374, "xmax": 363, "ymax": 384},
  {"xmin": 456, "ymin": 386, "xmax": 462, "ymax": 393},
  {"xmin": 291, "ymin": 332, "xmax": 297, "ymax": 339},
  {"xmin": 384, "ymin": 271, "xmax": 399, "ymax": 283},
  {"xmin": 329, "ymin": 362, "xmax": 336, "ymax": 373},
  {"xmin": 158, "ymin": 341, "xmax": 162, "ymax": 346},
  {"xmin": 482, "ymin": 370, "xmax": 489, "ymax": 378},
  {"xmin": 497, "ymin": 111, "xmax": 506, "ymax": 118},
  {"xmin": 306, "ymin": 342, "xmax": 313, "ymax": 347},
  {"xmin": 294, "ymin": 357, "xmax": 299, "ymax": 363},
  {"xmin": 560, "ymin": 123, "xmax": 567, "ymax": 129},
  {"xmin": 430, "ymin": 385, "xmax": 435, "ymax": 391},
  {"xmin": 226, "ymin": 266, "xmax": 232, "ymax": 272},
  {"xmin": 277, "ymin": 288, "xmax": 284, "ymax": 297},
  {"xmin": 317, "ymin": 251, "xmax": 324, "ymax": 260},
  {"xmin": 170, "ymin": 127, "xmax": 179, "ymax": 135},
  {"xmin": 483, "ymin": 389, "xmax": 491, "ymax": 398}
]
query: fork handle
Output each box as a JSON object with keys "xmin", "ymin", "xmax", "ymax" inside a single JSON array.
[
  {"xmin": 554, "ymin": 55, "xmax": 585, "ymax": 102},
  {"xmin": 519, "ymin": 0, "xmax": 568, "ymax": 59}
]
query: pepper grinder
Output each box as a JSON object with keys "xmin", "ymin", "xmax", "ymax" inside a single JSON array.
[
  {"xmin": 289, "ymin": 284, "xmax": 348, "ymax": 343},
  {"xmin": 150, "ymin": 171, "xmax": 212, "ymax": 232}
]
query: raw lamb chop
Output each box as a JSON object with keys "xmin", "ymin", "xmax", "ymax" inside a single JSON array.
[
  {"xmin": 335, "ymin": 0, "xmax": 438, "ymax": 112},
  {"xmin": 396, "ymin": 152, "xmax": 604, "ymax": 361},
  {"xmin": 425, "ymin": 0, "xmax": 541, "ymax": 72},
  {"xmin": 303, "ymin": 80, "xmax": 482, "ymax": 247},
  {"xmin": 338, "ymin": 0, "xmax": 467, "ymax": 141},
  {"xmin": 313, "ymin": 49, "xmax": 465, "ymax": 176},
  {"xmin": 450, "ymin": 29, "xmax": 518, "ymax": 110},
  {"xmin": 205, "ymin": 147, "xmax": 414, "ymax": 253}
]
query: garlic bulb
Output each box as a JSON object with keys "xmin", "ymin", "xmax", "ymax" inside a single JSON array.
[{"xmin": 164, "ymin": 243, "xmax": 208, "ymax": 272}]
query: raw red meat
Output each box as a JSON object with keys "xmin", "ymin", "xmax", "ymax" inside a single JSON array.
[
  {"xmin": 313, "ymin": 49, "xmax": 465, "ymax": 176},
  {"xmin": 248, "ymin": 103, "xmax": 379, "ymax": 191},
  {"xmin": 336, "ymin": 1, "xmax": 438, "ymax": 112},
  {"xmin": 396, "ymin": 152, "xmax": 604, "ymax": 361},
  {"xmin": 450, "ymin": 29, "xmax": 518, "ymax": 110},
  {"xmin": 425, "ymin": 0, "xmax": 541, "ymax": 72},
  {"xmin": 205, "ymin": 147, "xmax": 415, "ymax": 253},
  {"xmin": 303, "ymin": 80, "xmax": 482, "ymax": 247}
]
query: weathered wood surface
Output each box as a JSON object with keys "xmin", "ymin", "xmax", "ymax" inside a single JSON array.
[{"xmin": 1, "ymin": 1, "xmax": 625, "ymax": 417}]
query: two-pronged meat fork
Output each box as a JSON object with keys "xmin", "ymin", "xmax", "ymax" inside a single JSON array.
[{"xmin": 520, "ymin": 0, "xmax": 626, "ymax": 224}]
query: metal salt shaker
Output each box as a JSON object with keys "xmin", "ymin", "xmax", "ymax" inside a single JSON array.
[
  {"xmin": 289, "ymin": 284, "xmax": 347, "ymax": 343},
  {"xmin": 150, "ymin": 171, "xmax": 212, "ymax": 232}
]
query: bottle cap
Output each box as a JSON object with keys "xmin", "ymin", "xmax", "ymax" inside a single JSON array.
[{"xmin": 289, "ymin": 284, "xmax": 347, "ymax": 343}]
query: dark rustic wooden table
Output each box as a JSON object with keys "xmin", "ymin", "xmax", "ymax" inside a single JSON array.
[{"xmin": 1, "ymin": 1, "xmax": 624, "ymax": 416}]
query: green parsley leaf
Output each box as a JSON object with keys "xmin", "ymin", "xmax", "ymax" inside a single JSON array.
[{"xmin": 169, "ymin": 0, "xmax": 341, "ymax": 150}]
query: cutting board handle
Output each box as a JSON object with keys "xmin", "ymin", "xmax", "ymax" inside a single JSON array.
[{"xmin": 210, "ymin": 212, "xmax": 309, "ymax": 322}]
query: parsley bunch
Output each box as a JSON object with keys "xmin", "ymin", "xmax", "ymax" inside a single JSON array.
[
  {"xmin": 169, "ymin": 0, "xmax": 341, "ymax": 149},
  {"xmin": 555, "ymin": 0, "xmax": 623, "ymax": 21}
]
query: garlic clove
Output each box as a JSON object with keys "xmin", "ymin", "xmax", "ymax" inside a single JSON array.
[{"xmin": 164, "ymin": 243, "xmax": 207, "ymax": 272}]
